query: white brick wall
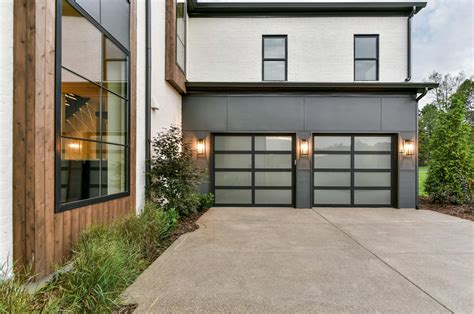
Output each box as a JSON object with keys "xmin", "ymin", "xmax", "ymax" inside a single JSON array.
[
  {"xmin": 0, "ymin": 0, "xmax": 13, "ymax": 276},
  {"xmin": 188, "ymin": 16, "xmax": 407, "ymax": 82}
]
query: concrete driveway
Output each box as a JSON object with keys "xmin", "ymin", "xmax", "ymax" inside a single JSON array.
[{"xmin": 124, "ymin": 207, "xmax": 474, "ymax": 313}]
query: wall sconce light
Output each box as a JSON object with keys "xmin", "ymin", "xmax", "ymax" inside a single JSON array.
[
  {"xmin": 300, "ymin": 138, "xmax": 309, "ymax": 157},
  {"xmin": 401, "ymin": 139, "xmax": 414, "ymax": 156},
  {"xmin": 197, "ymin": 138, "xmax": 205, "ymax": 157}
]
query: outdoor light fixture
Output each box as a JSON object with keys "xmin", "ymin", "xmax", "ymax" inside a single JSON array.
[
  {"xmin": 401, "ymin": 139, "xmax": 414, "ymax": 156},
  {"xmin": 300, "ymin": 138, "xmax": 309, "ymax": 156},
  {"xmin": 197, "ymin": 138, "xmax": 205, "ymax": 157}
]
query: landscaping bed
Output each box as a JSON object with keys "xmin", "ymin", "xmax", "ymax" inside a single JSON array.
[{"xmin": 419, "ymin": 197, "xmax": 474, "ymax": 221}]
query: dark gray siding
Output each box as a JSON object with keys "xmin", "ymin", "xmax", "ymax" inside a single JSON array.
[{"xmin": 183, "ymin": 94, "xmax": 418, "ymax": 208}]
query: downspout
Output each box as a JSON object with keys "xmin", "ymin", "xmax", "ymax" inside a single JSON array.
[
  {"xmin": 405, "ymin": 6, "xmax": 416, "ymax": 82},
  {"xmin": 145, "ymin": 0, "xmax": 151, "ymax": 192}
]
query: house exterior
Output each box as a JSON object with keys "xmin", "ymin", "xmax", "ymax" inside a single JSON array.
[{"xmin": 0, "ymin": 0, "xmax": 436, "ymax": 277}]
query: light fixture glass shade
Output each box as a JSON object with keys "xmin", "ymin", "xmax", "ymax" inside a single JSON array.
[
  {"xmin": 404, "ymin": 140, "xmax": 414, "ymax": 156},
  {"xmin": 197, "ymin": 139, "xmax": 205, "ymax": 157},
  {"xmin": 300, "ymin": 139, "xmax": 309, "ymax": 156}
]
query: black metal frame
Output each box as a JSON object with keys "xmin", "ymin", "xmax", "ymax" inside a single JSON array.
[
  {"xmin": 211, "ymin": 133, "xmax": 296, "ymax": 207},
  {"xmin": 354, "ymin": 34, "xmax": 379, "ymax": 81},
  {"xmin": 262, "ymin": 35, "xmax": 288, "ymax": 82},
  {"xmin": 54, "ymin": 0, "xmax": 131, "ymax": 212},
  {"xmin": 312, "ymin": 134, "xmax": 397, "ymax": 207},
  {"xmin": 176, "ymin": 0, "xmax": 187, "ymax": 74}
]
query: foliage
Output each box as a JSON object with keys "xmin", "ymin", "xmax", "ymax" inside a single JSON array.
[
  {"xmin": 197, "ymin": 193, "xmax": 215, "ymax": 211},
  {"xmin": 425, "ymin": 79, "xmax": 474, "ymax": 204},
  {"xmin": 418, "ymin": 166, "xmax": 428, "ymax": 197},
  {"xmin": 1, "ymin": 204, "xmax": 178, "ymax": 313},
  {"xmin": 148, "ymin": 126, "xmax": 205, "ymax": 215},
  {"xmin": 418, "ymin": 104, "xmax": 439, "ymax": 165}
]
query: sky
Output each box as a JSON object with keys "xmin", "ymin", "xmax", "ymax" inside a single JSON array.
[{"xmin": 200, "ymin": 0, "xmax": 474, "ymax": 81}]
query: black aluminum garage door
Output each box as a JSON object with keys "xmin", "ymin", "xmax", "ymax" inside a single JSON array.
[
  {"xmin": 212, "ymin": 134, "xmax": 295, "ymax": 206},
  {"xmin": 313, "ymin": 135, "xmax": 396, "ymax": 207}
]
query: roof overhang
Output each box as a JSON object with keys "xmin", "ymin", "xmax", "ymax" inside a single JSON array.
[
  {"xmin": 185, "ymin": 82, "xmax": 438, "ymax": 94},
  {"xmin": 187, "ymin": 1, "xmax": 427, "ymax": 17}
]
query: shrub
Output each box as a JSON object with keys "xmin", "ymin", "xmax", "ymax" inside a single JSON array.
[
  {"xmin": 148, "ymin": 126, "xmax": 205, "ymax": 215},
  {"xmin": 0, "ymin": 274, "xmax": 35, "ymax": 313},
  {"xmin": 425, "ymin": 80, "xmax": 473, "ymax": 204},
  {"xmin": 198, "ymin": 193, "xmax": 214, "ymax": 211}
]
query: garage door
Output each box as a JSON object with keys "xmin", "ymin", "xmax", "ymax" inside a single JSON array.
[
  {"xmin": 212, "ymin": 134, "xmax": 295, "ymax": 206},
  {"xmin": 313, "ymin": 135, "xmax": 396, "ymax": 207}
]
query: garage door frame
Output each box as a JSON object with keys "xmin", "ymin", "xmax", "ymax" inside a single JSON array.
[
  {"xmin": 211, "ymin": 133, "xmax": 296, "ymax": 207},
  {"xmin": 312, "ymin": 134, "xmax": 398, "ymax": 207}
]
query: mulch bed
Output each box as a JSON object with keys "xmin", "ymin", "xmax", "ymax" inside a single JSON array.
[{"xmin": 419, "ymin": 197, "xmax": 474, "ymax": 221}]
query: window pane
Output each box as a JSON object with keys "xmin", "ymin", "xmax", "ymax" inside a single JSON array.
[
  {"xmin": 61, "ymin": 69, "xmax": 101, "ymax": 141},
  {"xmin": 76, "ymin": 0, "xmax": 100, "ymax": 21},
  {"xmin": 314, "ymin": 136, "xmax": 351, "ymax": 151},
  {"xmin": 214, "ymin": 154, "xmax": 252, "ymax": 169},
  {"xmin": 355, "ymin": 60, "xmax": 377, "ymax": 81},
  {"xmin": 61, "ymin": 138, "xmax": 101, "ymax": 203},
  {"xmin": 101, "ymin": 0, "xmax": 130, "ymax": 49},
  {"xmin": 104, "ymin": 38, "xmax": 128, "ymax": 98},
  {"xmin": 255, "ymin": 190, "xmax": 292, "ymax": 204},
  {"xmin": 255, "ymin": 136, "xmax": 292, "ymax": 151},
  {"xmin": 263, "ymin": 37, "xmax": 286, "ymax": 59},
  {"xmin": 176, "ymin": 1, "xmax": 186, "ymax": 41},
  {"xmin": 355, "ymin": 36, "xmax": 377, "ymax": 58},
  {"xmin": 214, "ymin": 136, "xmax": 252, "ymax": 151},
  {"xmin": 355, "ymin": 172, "xmax": 391, "ymax": 187},
  {"xmin": 314, "ymin": 154, "xmax": 350, "ymax": 169},
  {"xmin": 177, "ymin": 39, "xmax": 185, "ymax": 71},
  {"xmin": 314, "ymin": 190, "xmax": 351, "ymax": 205},
  {"xmin": 102, "ymin": 92, "xmax": 127, "ymax": 145},
  {"xmin": 102, "ymin": 144, "xmax": 127, "ymax": 195},
  {"xmin": 314, "ymin": 172, "xmax": 351, "ymax": 187},
  {"xmin": 255, "ymin": 172, "xmax": 292, "ymax": 187},
  {"xmin": 354, "ymin": 190, "xmax": 391, "ymax": 205},
  {"xmin": 62, "ymin": 0, "xmax": 102, "ymax": 82},
  {"xmin": 263, "ymin": 61, "xmax": 286, "ymax": 81},
  {"xmin": 215, "ymin": 189, "xmax": 252, "ymax": 204},
  {"xmin": 355, "ymin": 136, "xmax": 391, "ymax": 151},
  {"xmin": 255, "ymin": 154, "xmax": 292, "ymax": 169},
  {"xmin": 215, "ymin": 172, "xmax": 252, "ymax": 187},
  {"xmin": 354, "ymin": 155, "xmax": 391, "ymax": 169}
]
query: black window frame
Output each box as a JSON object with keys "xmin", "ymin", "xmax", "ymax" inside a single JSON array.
[
  {"xmin": 176, "ymin": 0, "xmax": 187, "ymax": 74},
  {"xmin": 262, "ymin": 35, "xmax": 288, "ymax": 82},
  {"xmin": 55, "ymin": 0, "xmax": 131, "ymax": 212},
  {"xmin": 354, "ymin": 34, "xmax": 379, "ymax": 81}
]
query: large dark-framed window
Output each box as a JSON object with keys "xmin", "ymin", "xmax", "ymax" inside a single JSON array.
[
  {"xmin": 262, "ymin": 35, "xmax": 287, "ymax": 81},
  {"xmin": 176, "ymin": 0, "xmax": 186, "ymax": 73},
  {"xmin": 55, "ymin": 0, "xmax": 131, "ymax": 212},
  {"xmin": 354, "ymin": 35, "xmax": 379, "ymax": 81}
]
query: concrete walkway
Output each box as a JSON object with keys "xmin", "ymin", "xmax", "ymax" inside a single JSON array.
[{"xmin": 123, "ymin": 207, "xmax": 474, "ymax": 313}]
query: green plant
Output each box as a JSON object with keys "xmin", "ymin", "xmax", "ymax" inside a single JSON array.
[
  {"xmin": 0, "ymin": 274, "xmax": 34, "ymax": 313},
  {"xmin": 425, "ymin": 79, "xmax": 474, "ymax": 204},
  {"xmin": 148, "ymin": 126, "xmax": 205, "ymax": 215},
  {"xmin": 198, "ymin": 193, "xmax": 214, "ymax": 211}
]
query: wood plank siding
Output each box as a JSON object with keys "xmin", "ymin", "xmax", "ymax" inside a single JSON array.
[{"xmin": 13, "ymin": 0, "xmax": 137, "ymax": 277}]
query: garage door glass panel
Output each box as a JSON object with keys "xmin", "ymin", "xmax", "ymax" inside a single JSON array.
[
  {"xmin": 255, "ymin": 154, "xmax": 292, "ymax": 169},
  {"xmin": 214, "ymin": 154, "xmax": 252, "ymax": 169},
  {"xmin": 354, "ymin": 190, "xmax": 391, "ymax": 205},
  {"xmin": 215, "ymin": 189, "xmax": 252, "ymax": 204},
  {"xmin": 215, "ymin": 172, "xmax": 252, "ymax": 187},
  {"xmin": 355, "ymin": 136, "xmax": 391, "ymax": 151},
  {"xmin": 255, "ymin": 136, "xmax": 292, "ymax": 151},
  {"xmin": 314, "ymin": 190, "xmax": 351, "ymax": 205},
  {"xmin": 214, "ymin": 136, "xmax": 252, "ymax": 151},
  {"xmin": 355, "ymin": 172, "xmax": 391, "ymax": 187},
  {"xmin": 314, "ymin": 154, "xmax": 351, "ymax": 169},
  {"xmin": 354, "ymin": 155, "xmax": 391, "ymax": 169},
  {"xmin": 255, "ymin": 172, "xmax": 292, "ymax": 187},
  {"xmin": 314, "ymin": 136, "xmax": 351, "ymax": 151},
  {"xmin": 255, "ymin": 190, "xmax": 292, "ymax": 204},
  {"xmin": 314, "ymin": 172, "xmax": 351, "ymax": 187}
]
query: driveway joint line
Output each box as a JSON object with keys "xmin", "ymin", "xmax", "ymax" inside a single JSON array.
[{"xmin": 311, "ymin": 208, "xmax": 454, "ymax": 314}]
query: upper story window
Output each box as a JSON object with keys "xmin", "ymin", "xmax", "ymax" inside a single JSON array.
[
  {"xmin": 176, "ymin": 0, "xmax": 186, "ymax": 72},
  {"xmin": 56, "ymin": 0, "xmax": 130, "ymax": 211},
  {"xmin": 354, "ymin": 35, "xmax": 379, "ymax": 81},
  {"xmin": 262, "ymin": 35, "xmax": 287, "ymax": 81}
]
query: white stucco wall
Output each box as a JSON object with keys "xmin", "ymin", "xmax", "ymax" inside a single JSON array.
[
  {"xmin": 0, "ymin": 0, "xmax": 13, "ymax": 276},
  {"xmin": 150, "ymin": 0, "xmax": 182, "ymax": 137},
  {"xmin": 188, "ymin": 16, "xmax": 408, "ymax": 82}
]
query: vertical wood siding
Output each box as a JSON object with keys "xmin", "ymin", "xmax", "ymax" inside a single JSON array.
[{"xmin": 13, "ymin": 0, "xmax": 137, "ymax": 277}]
